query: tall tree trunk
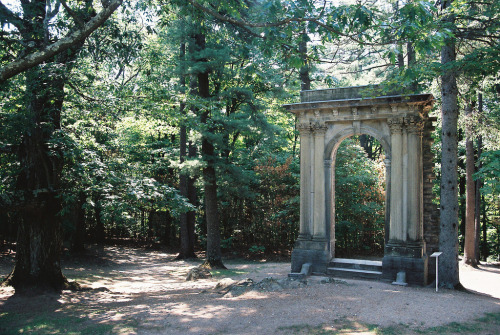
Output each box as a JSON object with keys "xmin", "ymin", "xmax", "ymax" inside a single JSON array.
[
  {"xmin": 458, "ymin": 154, "xmax": 466, "ymax": 250},
  {"xmin": 6, "ymin": 64, "xmax": 68, "ymax": 290},
  {"xmin": 3, "ymin": 0, "xmax": 97, "ymax": 291},
  {"xmin": 438, "ymin": 4, "xmax": 460, "ymax": 288},
  {"xmin": 71, "ymin": 192, "xmax": 87, "ymax": 253},
  {"xmin": 407, "ymin": 42, "xmax": 417, "ymax": 92},
  {"xmin": 463, "ymin": 102, "xmax": 477, "ymax": 266},
  {"xmin": 474, "ymin": 135, "xmax": 482, "ymax": 262},
  {"xmin": 481, "ymin": 194, "xmax": 488, "ymax": 261},
  {"xmin": 299, "ymin": 31, "xmax": 311, "ymax": 91},
  {"xmin": 474, "ymin": 93, "xmax": 483, "ymax": 262},
  {"xmin": 187, "ymin": 142, "xmax": 197, "ymax": 250},
  {"xmin": 178, "ymin": 41, "xmax": 197, "ymax": 259},
  {"xmin": 195, "ymin": 33, "xmax": 225, "ymax": 269},
  {"xmin": 94, "ymin": 194, "xmax": 105, "ymax": 243}
]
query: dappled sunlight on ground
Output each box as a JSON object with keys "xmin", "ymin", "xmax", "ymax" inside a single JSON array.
[
  {"xmin": 460, "ymin": 262, "xmax": 500, "ymax": 299},
  {"xmin": 1, "ymin": 246, "xmax": 499, "ymax": 334}
]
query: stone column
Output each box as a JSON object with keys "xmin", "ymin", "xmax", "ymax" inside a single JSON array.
[
  {"xmin": 312, "ymin": 122, "xmax": 327, "ymax": 240},
  {"xmin": 402, "ymin": 124, "xmax": 408, "ymax": 242},
  {"xmin": 384, "ymin": 158, "xmax": 391, "ymax": 245},
  {"xmin": 388, "ymin": 117, "xmax": 404, "ymax": 241},
  {"xmin": 298, "ymin": 122, "xmax": 312, "ymax": 239},
  {"xmin": 325, "ymin": 159, "xmax": 334, "ymax": 256},
  {"xmin": 406, "ymin": 116, "xmax": 424, "ymax": 241}
]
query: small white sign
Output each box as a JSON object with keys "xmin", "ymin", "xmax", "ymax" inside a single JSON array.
[{"xmin": 430, "ymin": 252, "xmax": 442, "ymax": 292}]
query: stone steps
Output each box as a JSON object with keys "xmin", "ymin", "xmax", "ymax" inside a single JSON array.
[{"xmin": 327, "ymin": 258, "xmax": 383, "ymax": 280}]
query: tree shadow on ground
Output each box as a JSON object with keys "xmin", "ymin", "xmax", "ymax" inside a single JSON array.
[{"xmin": 1, "ymin": 246, "xmax": 499, "ymax": 335}]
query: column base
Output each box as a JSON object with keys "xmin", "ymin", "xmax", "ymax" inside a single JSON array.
[
  {"xmin": 290, "ymin": 239, "xmax": 330, "ymax": 274},
  {"xmin": 382, "ymin": 240, "xmax": 428, "ymax": 285},
  {"xmin": 297, "ymin": 233, "xmax": 312, "ymax": 240}
]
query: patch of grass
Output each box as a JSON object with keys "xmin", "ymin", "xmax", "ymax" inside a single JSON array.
[
  {"xmin": 425, "ymin": 322, "xmax": 481, "ymax": 334},
  {"xmin": 0, "ymin": 311, "xmax": 115, "ymax": 335},
  {"xmin": 382, "ymin": 312, "xmax": 500, "ymax": 335},
  {"xmin": 377, "ymin": 324, "xmax": 413, "ymax": 335},
  {"xmin": 477, "ymin": 312, "xmax": 500, "ymax": 325},
  {"xmin": 276, "ymin": 318, "xmax": 381, "ymax": 335},
  {"xmin": 210, "ymin": 268, "xmax": 249, "ymax": 277},
  {"xmin": 275, "ymin": 312, "xmax": 500, "ymax": 335}
]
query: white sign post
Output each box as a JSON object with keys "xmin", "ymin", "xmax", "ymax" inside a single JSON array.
[{"xmin": 430, "ymin": 252, "xmax": 442, "ymax": 292}]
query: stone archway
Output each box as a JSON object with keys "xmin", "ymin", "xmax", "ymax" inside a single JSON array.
[
  {"xmin": 326, "ymin": 130, "xmax": 390, "ymax": 260},
  {"xmin": 284, "ymin": 86, "xmax": 437, "ymax": 285}
]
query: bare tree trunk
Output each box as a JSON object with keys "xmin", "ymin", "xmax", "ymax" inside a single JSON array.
[
  {"xmin": 439, "ymin": 1, "xmax": 460, "ymax": 288},
  {"xmin": 72, "ymin": 192, "xmax": 87, "ymax": 253},
  {"xmin": 187, "ymin": 142, "xmax": 197, "ymax": 249},
  {"xmin": 474, "ymin": 135, "xmax": 482, "ymax": 263},
  {"xmin": 3, "ymin": 1, "xmax": 105, "ymax": 291},
  {"xmin": 94, "ymin": 194, "xmax": 105, "ymax": 243},
  {"xmin": 178, "ymin": 41, "xmax": 196, "ymax": 259},
  {"xmin": 195, "ymin": 33, "xmax": 225, "ymax": 269},
  {"xmin": 5, "ymin": 65, "xmax": 68, "ymax": 290},
  {"xmin": 481, "ymin": 194, "xmax": 488, "ymax": 261},
  {"xmin": 299, "ymin": 31, "xmax": 311, "ymax": 91},
  {"xmin": 407, "ymin": 42, "xmax": 417, "ymax": 92},
  {"xmin": 476, "ymin": 93, "xmax": 485, "ymax": 262},
  {"xmin": 463, "ymin": 102, "xmax": 477, "ymax": 266}
]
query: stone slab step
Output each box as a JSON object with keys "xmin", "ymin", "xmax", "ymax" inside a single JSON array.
[
  {"xmin": 328, "ymin": 258, "xmax": 382, "ymax": 272},
  {"xmin": 327, "ymin": 267, "xmax": 382, "ymax": 280}
]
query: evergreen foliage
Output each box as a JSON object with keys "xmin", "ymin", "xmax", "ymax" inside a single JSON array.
[{"xmin": 0, "ymin": 0, "xmax": 499, "ymax": 289}]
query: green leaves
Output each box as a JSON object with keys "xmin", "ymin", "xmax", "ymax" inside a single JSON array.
[{"xmin": 335, "ymin": 137, "xmax": 385, "ymax": 256}]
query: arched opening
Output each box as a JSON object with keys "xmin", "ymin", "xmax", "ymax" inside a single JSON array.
[
  {"xmin": 287, "ymin": 86, "xmax": 435, "ymax": 284},
  {"xmin": 329, "ymin": 134, "xmax": 388, "ymax": 261}
]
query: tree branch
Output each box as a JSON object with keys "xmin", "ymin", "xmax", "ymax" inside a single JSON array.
[
  {"xmin": 60, "ymin": 0, "xmax": 85, "ymax": 27},
  {"xmin": 185, "ymin": 0, "xmax": 377, "ymax": 46},
  {"xmin": 0, "ymin": 0, "xmax": 123, "ymax": 83}
]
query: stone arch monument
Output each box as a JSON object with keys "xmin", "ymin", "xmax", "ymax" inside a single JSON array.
[{"xmin": 284, "ymin": 86, "xmax": 439, "ymax": 285}]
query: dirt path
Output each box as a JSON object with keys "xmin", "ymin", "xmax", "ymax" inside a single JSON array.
[{"xmin": 1, "ymin": 246, "xmax": 499, "ymax": 334}]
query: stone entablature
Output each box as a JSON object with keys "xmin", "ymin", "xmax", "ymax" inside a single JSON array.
[{"xmin": 284, "ymin": 85, "xmax": 437, "ymax": 285}]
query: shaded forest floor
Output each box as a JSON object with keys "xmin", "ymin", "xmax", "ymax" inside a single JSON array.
[{"xmin": 0, "ymin": 246, "xmax": 499, "ymax": 334}]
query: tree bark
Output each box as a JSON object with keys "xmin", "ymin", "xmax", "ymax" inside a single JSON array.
[
  {"xmin": 474, "ymin": 135, "xmax": 482, "ymax": 262},
  {"xmin": 474, "ymin": 93, "xmax": 483, "ymax": 262},
  {"xmin": 1, "ymin": 0, "xmax": 117, "ymax": 292},
  {"xmin": 195, "ymin": 33, "xmax": 225, "ymax": 269},
  {"xmin": 438, "ymin": 6, "xmax": 460, "ymax": 288},
  {"xmin": 463, "ymin": 102, "xmax": 477, "ymax": 266},
  {"xmin": 187, "ymin": 142, "xmax": 198, "ymax": 250},
  {"xmin": 299, "ymin": 31, "xmax": 311, "ymax": 91},
  {"xmin": 481, "ymin": 194, "xmax": 488, "ymax": 261},
  {"xmin": 458, "ymin": 150, "xmax": 466, "ymax": 250},
  {"xmin": 71, "ymin": 192, "xmax": 87, "ymax": 253},
  {"xmin": 178, "ymin": 40, "xmax": 197, "ymax": 259},
  {"xmin": 93, "ymin": 194, "xmax": 105, "ymax": 243},
  {"xmin": 6, "ymin": 65, "xmax": 69, "ymax": 290}
]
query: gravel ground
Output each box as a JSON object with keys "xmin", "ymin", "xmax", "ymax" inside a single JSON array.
[{"xmin": 0, "ymin": 246, "xmax": 499, "ymax": 334}]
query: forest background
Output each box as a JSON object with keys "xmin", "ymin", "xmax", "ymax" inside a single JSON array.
[{"xmin": 0, "ymin": 0, "xmax": 499, "ymax": 290}]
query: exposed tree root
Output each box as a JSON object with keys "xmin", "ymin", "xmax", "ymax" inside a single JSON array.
[{"xmin": 201, "ymin": 259, "xmax": 226, "ymax": 270}]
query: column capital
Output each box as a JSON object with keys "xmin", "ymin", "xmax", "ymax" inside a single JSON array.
[
  {"xmin": 312, "ymin": 120, "xmax": 327, "ymax": 135},
  {"xmin": 388, "ymin": 117, "xmax": 404, "ymax": 134},
  {"xmin": 405, "ymin": 116, "xmax": 424, "ymax": 136},
  {"xmin": 297, "ymin": 122, "xmax": 311, "ymax": 133}
]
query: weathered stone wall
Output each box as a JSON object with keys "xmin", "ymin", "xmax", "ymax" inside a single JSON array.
[{"xmin": 300, "ymin": 85, "xmax": 401, "ymax": 102}]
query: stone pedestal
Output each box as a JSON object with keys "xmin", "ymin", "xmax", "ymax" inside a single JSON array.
[
  {"xmin": 383, "ymin": 241, "xmax": 428, "ymax": 285},
  {"xmin": 291, "ymin": 239, "xmax": 329, "ymax": 274}
]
